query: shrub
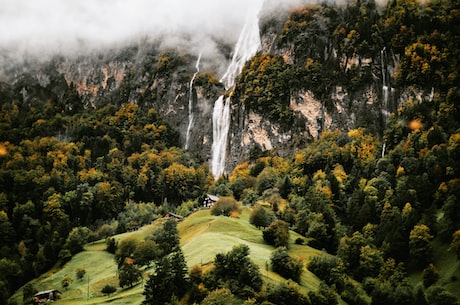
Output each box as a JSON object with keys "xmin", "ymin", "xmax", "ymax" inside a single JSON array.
[
  {"xmin": 308, "ymin": 283, "xmax": 338, "ymax": 305},
  {"xmin": 263, "ymin": 220, "xmax": 290, "ymax": 248},
  {"xmin": 101, "ymin": 284, "xmax": 116, "ymax": 296},
  {"xmin": 22, "ymin": 283, "xmax": 37, "ymax": 303},
  {"xmin": 76, "ymin": 267, "xmax": 86, "ymax": 281},
  {"xmin": 210, "ymin": 197, "xmax": 240, "ymax": 216},
  {"xmin": 425, "ymin": 285, "xmax": 457, "ymax": 305},
  {"xmin": 265, "ymin": 282, "xmax": 310, "ymax": 305},
  {"xmin": 295, "ymin": 238, "xmax": 304, "ymax": 245},
  {"xmin": 270, "ymin": 247, "xmax": 303, "ymax": 282},
  {"xmin": 307, "ymin": 255, "xmax": 344, "ymax": 288},
  {"xmin": 250, "ymin": 206, "xmax": 274, "ymax": 229},
  {"xmin": 201, "ymin": 288, "xmax": 240, "ymax": 305},
  {"xmin": 61, "ymin": 276, "xmax": 72, "ymax": 290},
  {"xmin": 422, "ymin": 263, "xmax": 440, "ymax": 288},
  {"xmin": 242, "ymin": 190, "xmax": 259, "ymax": 206},
  {"xmin": 106, "ymin": 237, "xmax": 117, "ymax": 254}
]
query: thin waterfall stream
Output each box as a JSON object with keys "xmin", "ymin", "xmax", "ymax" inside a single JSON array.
[{"xmin": 185, "ymin": 53, "xmax": 201, "ymax": 150}]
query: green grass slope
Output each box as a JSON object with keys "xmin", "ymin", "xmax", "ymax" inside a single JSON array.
[
  {"xmin": 179, "ymin": 208, "xmax": 325, "ymax": 293},
  {"xmin": 10, "ymin": 207, "xmax": 327, "ymax": 305}
]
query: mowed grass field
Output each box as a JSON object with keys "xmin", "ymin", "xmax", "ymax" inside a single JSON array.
[{"xmin": 9, "ymin": 207, "xmax": 329, "ymax": 305}]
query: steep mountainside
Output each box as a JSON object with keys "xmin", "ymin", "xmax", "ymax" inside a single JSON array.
[
  {"xmin": 1, "ymin": 0, "xmax": 460, "ymax": 303},
  {"xmin": 0, "ymin": 0, "xmax": 428, "ymax": 175}
]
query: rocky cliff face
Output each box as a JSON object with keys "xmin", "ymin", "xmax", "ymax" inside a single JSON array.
[{"xmin": 2, "ymin": 4, "xmax": 408, "ymax": 174}]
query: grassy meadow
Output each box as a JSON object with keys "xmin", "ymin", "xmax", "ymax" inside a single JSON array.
[{"xmin": 9, "ymin": 207, "xmax": 327, "ymax": 304}]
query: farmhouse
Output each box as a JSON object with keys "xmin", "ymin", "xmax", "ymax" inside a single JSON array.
[
  {"xmin": 203, "ymin": 194, "xmax": 219, "ymax": 208},
  {"xmin": 34, "ymin": 289, "xmax": 61, "ymax": 303}
]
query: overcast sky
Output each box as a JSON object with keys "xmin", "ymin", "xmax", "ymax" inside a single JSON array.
[{"xmin": 0, "ymin": 0, "xmax": 272, "ymax": 60}]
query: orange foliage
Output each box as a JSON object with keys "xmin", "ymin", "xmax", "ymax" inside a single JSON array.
[
  {"xmin": 408, "ymin": 119, "xmax": 422, "ymax": 131},
  {"xmin": 229, "ymin": 210, "xmax": 240, "ymax": 218},
  {"xmin": 0, "ymin": 144, "xmax": 7, "ymax": 157}
]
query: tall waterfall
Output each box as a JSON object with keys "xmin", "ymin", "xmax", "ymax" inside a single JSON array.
[
  {"xmin": 211, "ymin": 0, "xmax": 263, "ymax": 178},
  {"xmin": 381, "ymin": 47, "xmax": 390, "ymax": 119},
  {"xmin": 185, "ymin": 53, "xmax": 201, "ymax": 150}
]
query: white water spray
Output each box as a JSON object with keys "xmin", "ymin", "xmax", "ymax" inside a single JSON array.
[
  {"xmin": 211, "ymin": 0, "xmax": 263, "ymax": 178},
  {"xmin": 185, "ymin": 53, "xmax": 201, "ymax": 150},
  {"xmin": 381, "ymin": 47, "xmax": 390, "ymax": 119}
]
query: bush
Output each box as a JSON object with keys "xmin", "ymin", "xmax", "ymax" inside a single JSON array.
[
  {"xmin": 201, "ymin": 288, "xmax": 240, "ymax": 305},
  {"xmin": 250, "ymin": 206, "xmax": 275, "ymax": 229},
  {"xmin": 76, "ymin": 267, "xmax": 86, "ymax": 281},
  {"xmin": 270, "ymin": 247, "xmax": 303, "ymax": 282},
  {"xmin": 308, "ymin": 283, "xmax": 338, "ymax": 305},
  {"xmin": 61, "ymin": 276, "xmax": 72, "ymax": 290},
  {"xmin": 210, "ymin": 197, "xmax": 240, "ymax": 216},
  {"xmin": 106, "ymin": 237, "xmax": 117, "ymax": 254},
  {"xmin": 422, "ymin": 263, "xmax": 440, "ymax": 288},
  {"xmin": 22, "ymin": 283, "xmax": 37, "ymax": 303},
  {"xmin": 263, "ymin": 220, "xmax": 290, "ymax": 248},
  {"xmin": 265, "ymin": 282, "xmax": 310, "ymax": 305},
  {"xmin": 295, "ymin": 238, "xmax": 304, "ymax": 245},
  {"xmin": 101, "ymin": 284, "xmax": 116, "ymax": 296},
  {"xmin": 307, "ymin": 255, "xmax": 344, "ymax": 288},
  {"xmin": 425, "ymin": 285, "xmax": 457, "ymax": 305},
  {"xmin": 242, "ymin": 190, "xmax": 259, "ymax": 206}
]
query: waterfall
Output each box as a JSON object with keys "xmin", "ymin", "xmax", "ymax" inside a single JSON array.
[
  {"xmin": 380, "ymin": 47, "xmax": 389, "ymax": 120},
  {"xmin": 185, "ymin": 53, "xmax": 201, "ymax": 150},
  {"xmin": 211, "ymin": 0, "xmax": 263, "ymax": 178},
  {"xmin": 211, "ymin": 96, "xmax": 231, "ymax": 177},
  {"xmin": 381, "ymin": 47, "xmax": 390, "ymax": 120}
]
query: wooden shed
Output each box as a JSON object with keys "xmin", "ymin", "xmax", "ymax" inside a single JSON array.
[{"xmin": 34, "ymin": 289, "xmax": 61, "ymax": 303}]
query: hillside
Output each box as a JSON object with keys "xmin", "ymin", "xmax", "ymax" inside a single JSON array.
[
  {"xmin": 8, "ymin": 208, "xmax": 328, "ymax": 304},
  {"xmin": 1, "ymin": 0, "xmax": 459, "ymax": 304}
]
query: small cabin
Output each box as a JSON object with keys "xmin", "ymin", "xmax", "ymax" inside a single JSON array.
[
  {"xmin": 203, "ymin": 194, "xmax": 219, "ymax": 208},
  {"xmin": 163, "ymin": 212, "xmax": 184, "ymax": 220},
  {"xmin": 34, "ymin": 289, "xmax": 61, "ymax": 303}
]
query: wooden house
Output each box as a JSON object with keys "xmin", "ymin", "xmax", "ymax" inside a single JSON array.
[{"xmin": 203, "ymin": 194, "xmax": 219, "ymax": 208}]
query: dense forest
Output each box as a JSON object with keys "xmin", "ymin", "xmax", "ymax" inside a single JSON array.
[{"xmin": 1, "ymin": 0, "xmax": 460, "ymax": 304}]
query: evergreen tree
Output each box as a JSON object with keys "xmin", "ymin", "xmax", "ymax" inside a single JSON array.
[
  {"xmin": 151, "ymin": 219, "xmax": 180, "ymax": 257},
  {"xmin": 143, "ymin": 250, "xmax": 187, "ymax": 305},
  {"xmin": 204, "ymin": 244, "xmax": 262, "ymax": 299}
]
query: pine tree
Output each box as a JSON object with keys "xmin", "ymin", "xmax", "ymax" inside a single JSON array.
[{"xmin": 143, "ymin": 250, "xmax": 187, "ymax": 305}]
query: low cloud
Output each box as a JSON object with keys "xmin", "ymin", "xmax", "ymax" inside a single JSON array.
[
  {"xmin": 0, "ymin": 1, "xmax": 264, "ymax": 61},
  {"xmin": 0, "ymin": 0, "xmax": 314, "ymax": 77}
]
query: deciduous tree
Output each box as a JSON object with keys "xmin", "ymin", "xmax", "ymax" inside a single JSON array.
[
  {"xmin": 270, "ymin": 247, "xmax": 303, "ymax": 282},
  {"xmin": 409, "ymin": 224, "xmax": 434, "ymax": 267},
  {"xmin": 119, "ymin": 258, "xmax": 142, "ymax": 288},
  {"xmin": 263, "ymin": 220, "xmax": 290, "ymax": 248}
]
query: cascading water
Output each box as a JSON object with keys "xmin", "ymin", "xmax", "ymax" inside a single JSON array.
[
  {"xmin": 381, "ymin": 47, "xmax": 390, "ymax": 119},
  {"xmin": 380, "ymin": 47, "xmax": 390, "ymax": 158},
  {"xmin": 211, "ymin": 0, "xmax": 263, "ymax": 178},
  {"xmin": 185, "ymin": 53, "xmax": 201, "ymax": 150}
]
